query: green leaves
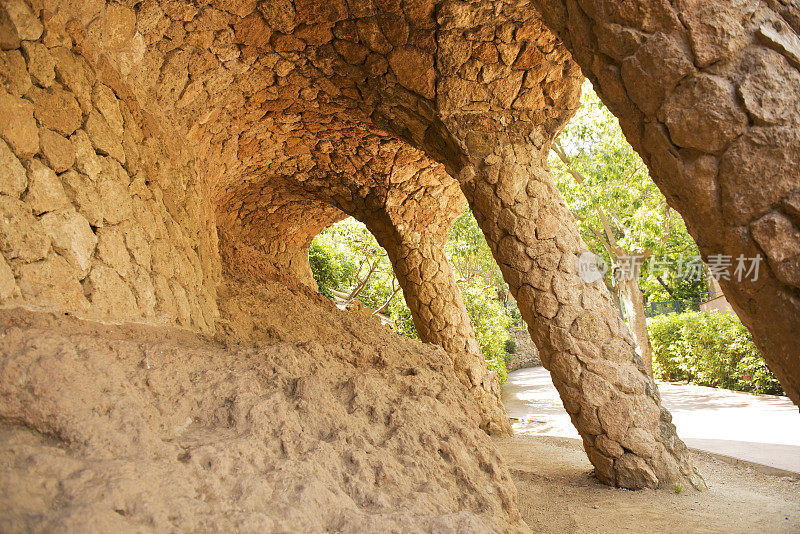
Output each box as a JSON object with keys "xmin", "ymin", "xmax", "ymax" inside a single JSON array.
[
  {"xmin": 551, "ymin": 83, "xmax": 705, "ymax": 301},
  {"xmin": 461, "ymin": 284, "xmax": 512, "ymax": 384},
  {"xmin": 447, "ymin": 208, "xmax": 505, "ymax": 289},
  {"xmin": 310, "ymin": 218, "xmax": 407, "ymax": 326},
  {"xmin": 648, "ymin": 312, "xmax": 783, "ymax": 395},
  {"xmin": 447, "ymin": 207, "xmax": 517, "ymax": 384}
]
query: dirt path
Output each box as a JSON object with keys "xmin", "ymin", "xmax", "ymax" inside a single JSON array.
[{"xmin": 494, "ymin": 434, "xmax": 800, "ymax": 533}]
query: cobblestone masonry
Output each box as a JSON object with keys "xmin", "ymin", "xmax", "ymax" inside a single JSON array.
[
  {"xmin": 1, "ymin": 0, "xmax": 798, "ymax": 489},
  {"xmin": 507, "ymin": 327, "xmax": 540, "ymax": 371}
]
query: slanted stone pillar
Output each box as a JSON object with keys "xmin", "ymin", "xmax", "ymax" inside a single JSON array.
[
  {"xmin": 532, "ymin": 0, "xmax": 800, "ymax": 406},
  {"xmin": 388, "ymin": 236, "xmax": 479, "ymax": 355},
  {"xmin": 434, "ymin": 1, "xmax": 702, "ymax": 489},
  {"xmin": 371, "ymin": 223, "xmax": 511, "ymax": 435},
  {"xmin": 269, "ymin": 142, "xmax": 513, "ymax": 434},
  {"xmin": 455, "ymin": 133, "xmax": 704, "ymax": 489}
]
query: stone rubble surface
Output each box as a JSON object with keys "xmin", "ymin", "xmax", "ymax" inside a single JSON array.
[{"xmin": 0, "ymin": 293, "xmax": 527, "ymax": 532}]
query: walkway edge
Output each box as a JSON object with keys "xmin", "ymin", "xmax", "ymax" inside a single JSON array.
[
  {"xmin": 689, "ymin": 448, "xmax": 800, "ymax": 480},
  {"xmin": 504, "ymin": 433, "xmax": 800, "ymax": 481}
]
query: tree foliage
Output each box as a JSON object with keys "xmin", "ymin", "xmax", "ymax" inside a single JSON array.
[
  {"xmin": 553, "ymin": 85, "xmax": 778, "ymax": 395},
  {"xmin": 447, "ymin": 208, "xmax": 523, "ymax": 384},
  {"xmin": 550, "ymin": 84, "xmax": 707, "ymax": 303},
  {"xmin": 447, "ymin": 209, "xmax": 505, "ymax": 290},
  {"xmin": 311, "ymin": 218, "xmax": 416, "ymax": 338},
  {"xmin": 461, "ymin": 285, "xmax": 511, "ymax": 384}
]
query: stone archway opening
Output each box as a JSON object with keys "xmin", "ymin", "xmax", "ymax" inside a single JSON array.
[
  {"xmin": 2, "ymin": 0, "xmax": 799, "ymax": 499},
  {"xmin": 307, "ymin": 217, "xmax": 411, "ymax": 325},
  {"xmin": 215, "ymin": 176, "xmax": 348, "ymax": 288},
  {"xmin": 212, "ymin": 159, "xmax": 514, "ymax": 434}
]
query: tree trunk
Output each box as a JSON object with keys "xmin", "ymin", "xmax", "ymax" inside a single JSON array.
[{"xmin": 618, "ymin": 276, "xmax": 654, "ymax": 376}]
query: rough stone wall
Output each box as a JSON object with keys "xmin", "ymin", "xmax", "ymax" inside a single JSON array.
[
  {"xmin": 0, "ymin": 0, "xmax": 704, "ymax": 488},
  {"xmin": 507, "ymin": 327, "xmax": 541, "ymax": 371},
  {"xmin": 8, "ymin": 0, "xmax": 800, "ymax": 493},
  {"xmin": 532, "ymin": 0, "xmax": 800, "ymax": 405},
  {"xmin": 0, "ymin": 0, "xmax": 221, "ymax": 332},
  {"xmin": 0, "ymin": 0, "xmax": 511, "ymax": 432}
]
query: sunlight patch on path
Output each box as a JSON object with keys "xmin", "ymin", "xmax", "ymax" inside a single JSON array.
[{"xmin": 503, "ymin": 366, "xmax": 800, "ymax": 473}]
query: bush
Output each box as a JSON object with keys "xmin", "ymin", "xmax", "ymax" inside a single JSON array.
[
  {"xmin": 647, "ymin": 311, "xmax": 783, "ymax": 395},
  {"xmin": 388, "ymin": 296, "xmax": 419, "ymax": 340},
  {"xmin": 462, "ymin": 286, "xmax": 512, "ymax": 385},
  {"xmin": 504, "ymin": 337, "xmax": 517, "ymax": 354},
  {"xmin": 308, "ymin": 241, "xmax": 339, "ymax": 298}
]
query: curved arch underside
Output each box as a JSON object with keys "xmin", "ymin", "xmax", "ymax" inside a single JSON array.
[{"xmin": 1, "ymin": 0, "xmax": 798, "ymax": 490}]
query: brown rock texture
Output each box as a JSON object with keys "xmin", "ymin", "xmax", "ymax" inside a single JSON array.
[
  {"xmin": 0, "ymin": 294, "xmax": 526, "ymax": 532},
  {"xmin": 1, "ymin": 0, "xmax": 799, "ymax": 504},
  {"xmin": 507, "ymin": 327, "xmax": 541, "ymax": 371}
]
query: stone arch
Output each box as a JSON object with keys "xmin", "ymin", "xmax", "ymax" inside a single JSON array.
[
  {"xmin": 215, "ymin": 177, "xmax": 347, "ymax": 286},
  {"xmin": 3, "ymin": 0, "xmax": 799, "ymax": 492},
  {"xmin": 211, "ymin": 135, "xmax": 511, "ymax": 433}
]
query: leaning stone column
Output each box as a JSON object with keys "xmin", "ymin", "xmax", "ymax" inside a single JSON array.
[
  {"xmin": 532, "ymin": 0, "xmax": 800, "ymax": 406},
  {"xmin": 368, "ymin": 221, "xmax": 512, "ymax": 435},
  {"xmin": 457, "ymin": 136, "xmax": 704, "ymax": 489},
  {"xmin": 388, "ymin": 237, "xmax": 479, "ymax": 354}
]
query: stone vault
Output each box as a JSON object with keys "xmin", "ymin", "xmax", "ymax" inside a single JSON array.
[{"xmin": 0, "ymin": 0, "xmax": 799, "ymax": 490}]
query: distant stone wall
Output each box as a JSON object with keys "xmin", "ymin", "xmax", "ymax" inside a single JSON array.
[{"xmin": 506, "ymin": 327, "xmax": 540, "ymax": 371}]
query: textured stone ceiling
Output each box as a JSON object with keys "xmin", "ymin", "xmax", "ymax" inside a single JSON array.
[{"xmin": 3, "ymin": 0, "xmax": 800, "ymax": 493}]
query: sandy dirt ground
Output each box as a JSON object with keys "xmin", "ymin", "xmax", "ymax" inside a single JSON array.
[
  {"xmin": 495, "ymin": 434, "xmax": 800, "ymax": 534},
  {"xmin": 0, "ymin": 277, "xmax": 528, "ymax": 533}
]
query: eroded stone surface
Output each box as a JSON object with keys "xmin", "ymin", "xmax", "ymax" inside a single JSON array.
[
  {"xmin": 0, "ymin": 300, "xmax": 527, "ymax": 532},
  {"xmin": 0, "ymin": 0, "xmax": 798, "ymax": 500}
]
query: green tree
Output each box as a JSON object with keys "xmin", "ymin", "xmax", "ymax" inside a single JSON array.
[
  {"xmin": 310, "ymin": 214, "xmax": 518, "ymax": 383},
  {"xmin": 551, "ymin": 85, "xmax": 706, "ymax": 374},
  {"xmin": 447, "ymin": 208, "xmax": 518, "ymax": 381},
  {"xmin": 447, "ymin": 209, "xmax": 505, "ymax": 290},
  {"xmin": 311, "ymin": 218, "xmax": 414, "ymax": 336},
  {"xmin": 461, "ymin": 285, "xmax": 511, "ymax": 384}
]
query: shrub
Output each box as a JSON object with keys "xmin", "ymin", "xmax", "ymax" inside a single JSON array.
[
  {"xmin": 308, "ymin": 241, "xmax": 339, "ymax": 298},
  {"xmin": 647, "ymin": 311, "xmax": 783, "ymax": 395},
  {"xmin": 462, "ymin": 286, "xmax": 512, "ymax": 385},
  {"xmin": 388, "ymin": 296, "xmax": 419, "ymax": 340},
  {"xmin": 504, "ymin": 337, "xmax": 517, "ymax": 355}
]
